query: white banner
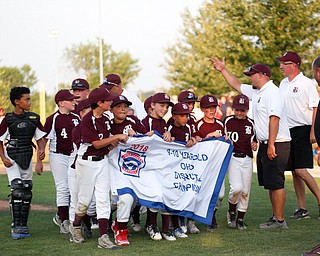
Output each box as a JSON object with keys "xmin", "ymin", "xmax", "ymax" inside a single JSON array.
[{"xmin": 108, "ymin": 132, "xmax": 233, "ymax": 225}]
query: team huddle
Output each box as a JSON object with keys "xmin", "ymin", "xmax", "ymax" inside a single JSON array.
[{"xmin": 1, "ymin": 52, "xmax": 320, "ymax": 255}]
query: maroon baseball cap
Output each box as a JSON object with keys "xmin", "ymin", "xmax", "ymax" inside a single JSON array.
[
  {"xmin": 111, "ymin": 95, "xmax": 132, "ymax": 108},
  {"xmin": 276, "ymin": 51, "xmax": 301, "ymax": 66},
  {"xmin": 243, "ymin": 63, "xmax": 271, "ymax": 77},
  {"xmin": 55, "ymin": 89, "xmax": 80, "ymax": 104},
  {"xmin": 88, "ymin": 88, "xmax": 114, "ymax": 104},
  {"xmin": 144, "ymin": 96, "xmax": 153, "ymax": 112},
  {"xmin": 232, "ymin": 94, "xmax": 249, "ymax": 110},
  {"xmin": 100, "ymin": 74, "xmax": 122, "ymax": 90},
  {"xmin": 200, "ymin": 94, "xmax": 218, "ymax": 108},
  {"xmin": 152, "ymin": 93, "xmax": 174, "ymax": 106},
  {"xmin": 172, "ymin": 102, "xmax": 191, "ymax": 115},
  {"xmin": 71, "ymin": 78, "xmax": 90, "ymax": 91},
  {"xmin": 77, "ymin": 99, "xmax": 91, "ymax": 112},
  {"xmin": 178, "ymin": 91, "xmax": 198, "ymax": 103}
]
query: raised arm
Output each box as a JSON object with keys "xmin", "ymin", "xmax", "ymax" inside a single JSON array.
[{"xmin": 209, "ymin": 57, "xmax": 242, "ymax": 92}]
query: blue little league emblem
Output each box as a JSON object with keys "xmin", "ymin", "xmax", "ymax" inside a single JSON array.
[{"xmin": 118, "ymin": 149, "xmax": 146, "ymax": 177}]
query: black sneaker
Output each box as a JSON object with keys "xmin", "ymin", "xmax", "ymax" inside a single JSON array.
[
  {"xmin": 236, "ymin": 219, "xmax": 247, "ymax": 230},
  {"xmin": 289, "ymin": 208, "xmax": 310, "ymax": 220}
]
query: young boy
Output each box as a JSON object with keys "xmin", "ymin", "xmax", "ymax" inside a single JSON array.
[
  {"xmin": 0, "ymin": 87, "xmax": 46, "ymax": 239},
  {"xmin": 68, "ymin": 98, "xmax": 96, "ymax": 238},
  {"xmin": 44, "ymin": 89, "xmax": 81, "ymax": 234},
  {"xmin": 142, "ymin": 92, "xmax": 174, "ymax": 241},
  {"xmin": 167, "ymin": 102, "xmax": 198, "ymax": 238},
  {"xmin": 224, "ymin": 94, "xmax": 257, "ymax": 229},
  {"xmin": 109, "ymin": 94, "xmax": 152, "ymax": 246},
  {"xmin": 175, "ymin": 90, "xmax": 200, "ymax": 234},
  {"xmin": 69, "ymin": 87, "xmax": 128, "ymax": 249},
  {"xmin": 195, "ymin": 94, "xmax": 225, "ymax": 232}
]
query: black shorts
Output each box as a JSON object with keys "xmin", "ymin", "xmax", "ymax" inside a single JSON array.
[
  {"xmin": 257, "ymin": 141, "xmax": 291, "ymax": 190},
  {"xmin": 286, "ymin": 125, "xmax": 313, "ymax": 170}
]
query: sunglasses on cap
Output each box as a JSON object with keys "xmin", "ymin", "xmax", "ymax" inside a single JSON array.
[
  {"xmin": 72, "ymin": 83, "xmax": 87, "ymax": 88},
  {"xmin": 183, "ymin": 94, "xmax": 198, "ymax": 100},
  {"xmin": 103, "ymin": 78, "xmax": 118, "ymax": 86},
  {"xmin": 281, "ymin": 61, "xmax": 295, "ymax": 65},
  {"xmin": 235, "ymin": 109, "xmax": 246, "ymax": 112}
]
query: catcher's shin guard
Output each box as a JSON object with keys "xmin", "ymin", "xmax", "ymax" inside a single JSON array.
[
  {"xmin": 10, "ymin": 178, "xmax": 24, "ymax": 227},
  {"xmin": 21, "ymin": 180, "xmax": 33, "ymax": 227}
]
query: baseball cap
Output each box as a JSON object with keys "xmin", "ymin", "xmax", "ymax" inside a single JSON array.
[
  {"xmin": 77, "ymin": 99, "xmax": 91, "ymax": 112},
  {"xmin": 88, "ymin": 87, "xmax": 114, "ymax": 104},
  {"xmin": 111, "ymin": 95, "xmax": 132, "ymax": 108},
  {"xmin": 232, "ymin": 94, "xmax": 249, "ymax": 110},
  {"xmin": 100, "ymin": 74, "xmax": 121, "ymax": 90},
  {"xmin": 144, "ymin": 96, "xmax": 153, "ymax": 112},
  {"xmin": 276, "ymin": 51, "xmax": 301, "ymax": 66},
  {"xmin": 71, "ymin": 78, "xmax": 90, "ymax": 91},
  {"xmin": 152, "ymin": 93, "xmax": 174, "ymax": 106},
  {"xmin": 200, "ymin": 94, "xmax": 218, "ymax": 108},
  {"xmin": 178, "ymin": 91, "xmax": 198, "ymax": 103},
  {"xmin": 55, "ymin": 89, "xmax": 80, "ymax": 104},
  {"xmin": 243, "ymin": 63, "xmax": 271, "ymax": 77},
  {"xmin": 172, "ymin": 102, "xmax": 191, "ymax": 115}
]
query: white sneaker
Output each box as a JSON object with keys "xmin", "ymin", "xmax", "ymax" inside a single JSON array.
[
  {"xmin": 146, "ymin": 224, "xmax": 162, "ymax": 241},
  {"xmin": 69, "ymin": 224, "xmax": 84, "ymax": 243},
  {"xmin": 162, "ymin": 231, "xmax": 176, "ymax": 241},
  {"xmin": 187, "ymin": 220, "xmax": 200, "ymax": 234},
  {"xmin": 174, "ymin": 228, "xmax": 188, "ymax": 238},
  {"xmin": 53, "ymin": 214, "xmax": 61, "ymax": 227},
  {"xmin": 98, "ymin": 234, "xmax": 118, "ymax": 249},
  {"xmin": 60, "ymin": 220, "xmax": 70, "ymax": 234}
]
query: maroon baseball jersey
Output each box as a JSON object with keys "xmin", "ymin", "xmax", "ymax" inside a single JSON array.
[
  {"xmin": 142, "ymin": 115, "xmax": 167, "ymax": 135},
  {"xmin": 167, "ymin": 123, "xmax": 193, "ymax": 143},
  {"xmin": 224, "ymin": 115, "xmax": 255, "ymax": 158},
  {"xmin": 78, "ymin": 111, "xmax": 111, "ymax": 157},
  {"xmin": 44, "ymin": 111, "xmax": 80, "ymax": 155},
  {"xmin": 111, "ymin": 115, "xmax": 147, "ymax": 135},
  {"xmin": 195, "ymin": 118, "xmax": 225, "ymax": 139},
  {"xmin": 167, "ymin": 114, "xmax": 197, "ymax": 135},
  {"xmin": 72, "ymin": 124, "xmax": 81, "ymax": 150}
]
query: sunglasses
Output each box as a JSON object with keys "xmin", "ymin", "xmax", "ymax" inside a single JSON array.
[
  {"xmin": 103, "ymin": 78, "xmax": 118, "ymax": 86},
  {"xmin": 183, "ymin": 95, "xmax": 198, "ymax": 100},
  {"xmin": 71, "ymin": 83, "xmax": 87, "ymax": 88},
  {"xmin": 282, "ymin": 62, "xmax": 295, "ymax": 65},
  {"xmin": 235, "ymin": 109, "xmax": 246, "ymax": 112}
]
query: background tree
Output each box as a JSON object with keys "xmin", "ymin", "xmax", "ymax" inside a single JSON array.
[
  {"xmin": 65, "ymin": 39, "xmax": 141, "ymax": 88},
  {"xmin": 164, "ymin": 0, "xmax": 320, "ymax": 97},
  {"xmin": 0, "ymin": 65, "xmax": 38, "ymax": 111}
]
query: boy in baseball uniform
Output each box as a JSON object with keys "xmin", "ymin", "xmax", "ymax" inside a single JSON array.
[
  {"xmin": 195, "ymin": 94, "xmax": 225, "ymax": 232},
  {"xmin": 224, "ymin": 94, "xmax": 257, "ymax": 229},
  {"xmin": 44, "ymin": 90, "xmax": 81, "ymax": 234},
  {"xmin": 142, "ymin": 92, "xmax": 174, "ymax": 241},
  {"xmin": 0, "ymin": 87, "xmax": 46, "ymax": 239},
  {"xmin": 109, "ymin": 94, "xmax": 152, "ymax": 246},
  {"xmin": 69, "ymin": 88, "xmax": 128, "ymax": 249}
]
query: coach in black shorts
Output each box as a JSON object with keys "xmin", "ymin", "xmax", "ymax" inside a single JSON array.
[{"xmin": 210, "ymin": 57, "xmax": 291, "ymax": 229}]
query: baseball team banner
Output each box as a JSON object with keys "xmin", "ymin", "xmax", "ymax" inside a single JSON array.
[{"xmin": 108, "ymin": 132, "xmax": 233, "ymax": 225}]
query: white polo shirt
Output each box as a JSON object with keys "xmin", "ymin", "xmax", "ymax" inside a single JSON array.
[
  {"xmin": 279, "ymin": 72, "xmax": 319, "ymax": 129},
  {"xmin": 121, "ymin": 89, "xmax": 146, "ymax": 120},
  {"xmin": 241, "ymin": 80, "xmax": 291, "ymax": 142}
]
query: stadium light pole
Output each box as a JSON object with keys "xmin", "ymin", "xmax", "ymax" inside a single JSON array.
[
  {"xmin": 48, "ymin": 28, "xmax": 60, "ymax": 93},
  {"xmin": 98, "ymin": 0, "xmax": 104, "ymax": 84}
]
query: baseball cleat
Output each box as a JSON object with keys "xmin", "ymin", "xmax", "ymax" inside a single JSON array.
[
  {"xmin": 98, "ymin": 234, "xmax": 118, "ymax": 249},
  {"xmin": 227, "ymin": 211, "xmax": 237, "ymax": 228},
  {"xmin": 162, "ymin": 231, "xmax": 176, "ymax": 241},
  {"xmin": 146, "ymin": 224, "xmax": 162, "ymax": 241},
  {"xmin": 11, "ymin": 227, "xmax": 21, "ymax": 240},
  {"xmin": 114, "ymin": 229, "xmax": 130, "ymax": 246},
  {"xmin": 236, "ymin": 219, "xmax": 247, "ymax": 230},
  {"xmin": 69, "ymin": 224, "xmax": 84, "ymax": 243},
  {"xmin": 60, "ymin": 220, "xmax": 70, "ymax": 234},
  {"xmin": 187, "ymin": 220, "xmax": 200, "ymax": 234},
  {"xmin": 174, "ymin": 227, "xmax": 188, "ymax": 238}
]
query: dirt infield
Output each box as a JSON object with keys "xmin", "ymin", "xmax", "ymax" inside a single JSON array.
[{"xmin": 0, "ymin": 200, "xmax": 54, "ymax": 211}]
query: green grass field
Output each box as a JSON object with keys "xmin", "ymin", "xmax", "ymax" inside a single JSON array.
[{"xmin": 0, "ymin": 171, "xmax": 319, "ymax": 256}]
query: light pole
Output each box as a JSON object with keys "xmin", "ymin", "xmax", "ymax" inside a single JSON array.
[
  {"xmin": 98, "ymin": 0, "xmax": 104, "ymax": 84},
  {"xmin": 48, "ymin": 28, "xmax": 60, "ymax": 93}
]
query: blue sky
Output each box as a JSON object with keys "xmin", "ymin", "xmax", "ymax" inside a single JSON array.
[{"xmin": 0, "ymin": 0, "xmax": 203, "ymax": 95}]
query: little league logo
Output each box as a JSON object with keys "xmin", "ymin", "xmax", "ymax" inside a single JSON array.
[{"xmin": 118, "ymin": 149, "xmax": 146, "ymax": 177}]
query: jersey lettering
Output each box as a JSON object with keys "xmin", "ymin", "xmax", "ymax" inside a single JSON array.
[
  {"xmin": 61, "ymin": 128, "xmax": 68, "ymax": 139},
  {"xmin": 227, "ymin": 131, "xmax": 239, "ymax": 142}
]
